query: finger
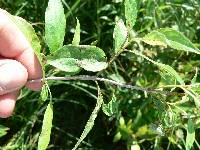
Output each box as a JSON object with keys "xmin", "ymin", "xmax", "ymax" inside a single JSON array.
[
  {"xmin": 0, "ymin": 91, "xmax": 19, "ymax": 118},
  {"xmin": 0, "ymin": 9, "xmax": 42, "ymax": 91},
  {"xmin": 16, "ymin": 48, "xmax": 43, "ymax": 91},
  {"xmin": 0, "ymin": 59, "xmax": 28, "ymax": 95},
  {"xmin": 0, "ymin": 9, "xmax": 30, "ymax": 57}
]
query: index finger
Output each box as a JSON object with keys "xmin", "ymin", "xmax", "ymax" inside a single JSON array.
[{"xmin": 0, "ymin": 9, "xmax": 42, "ymax": 90}]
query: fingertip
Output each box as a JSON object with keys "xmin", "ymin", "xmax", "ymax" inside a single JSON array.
[
  {"xmin": 0, "ymin": 59, "xmax": 28, "ymax": 95},
  {"xmin": 16, "ymin": 48, "xmax": 43, "ymax": 91},
  {"xmin": 0, "ymin": 99, "xmax": 15, "ymax": 118},
  {"xmin": 26, "ymin": 82, "xmax": 43, "ymax": 91},
  {"xmin": 0, "ymin": 91, "xmax": 19, "ymax": 118}
]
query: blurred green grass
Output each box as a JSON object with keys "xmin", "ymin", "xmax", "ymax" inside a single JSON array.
[{"xmin": 0, "ymin": 0, "xmax": 200, "ymax": 149}]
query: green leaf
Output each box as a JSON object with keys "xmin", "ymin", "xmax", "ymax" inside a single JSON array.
[
  {"xmin": 113, "ymin": 132, "xmax": 122, "ymax": 142},
  {"xmin": 158, "ymin": 63, "xmax": 184, "ymax": 85},
  {"xmin": 72, "ymin": 82, "xmax": 104, "ymax": 150},
  {"xmin": 131, "ymin": 144, "xmax": 140, "ymax": 150},
  {"xmin": 48, "ymin": 58, "xmax": 81, "ymax": 73},
  {"xmin": 153, "ymin": 98, "xmax": 166, "ymax": 115},
  {"xmin": 47, "ymin": 45, "xmax": 108, "ymax": 72},
  {"xmin": 113, "ymin": 19, "xmax": 128, "ymax": 53},
  {"xmin": 102, "ymin": 94, "xmax": 119, "ymax": 117},
  {"xmin": 160, "ymin": 69, "xmax": 178, "ymax": 85},
  {"xmin": 38, "ymin": 103, "xmax": 53, "ymax": 150},
  {"xmin": 45, "ymin": 0, "xmax": 66, "ymax": 52},
  {"xmin": 186, "ymin": 119, "xmax": 195, "ymax": 150},
  {"xmin": 142, "ymin": 31, "xmax": 168, "ymax": 46},
  {"xmin": 128, "ymin": 50, "xmax": 184, "ymax": 85},
  {"xmin": 72, "ymin": 18, "xmax": 80, "ymax": 46},
  {"xmin": 0, "ymin": 125, "xmax": 9, "ymax": 138},
  {"xmin": 124, "ymin": 0, "xmax": 137, "ymax": 28},
  {"xmin": 40, "ymin": 83, "xmax": 49, "ymax": 102},
  {"xmin": 191, "ymin": 68, "xmax": 198, "ymax": 84},
  {"xmin": 143, "ymin": 28, "xmax": 200, "ymax": 54},
  {"xmin": 109, "ymin": 74, "xmax": 126, "ymax": 84},
  {"xmin": 183, "ymin": 89, "xmax": 200, "ymax": 107}
]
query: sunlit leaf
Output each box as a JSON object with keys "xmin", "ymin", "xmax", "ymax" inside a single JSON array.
[
  {"xmin": 79, "ymin": 59, "xmax": 108, "ymax": 72},
  {"xmin": 149, "ymin": 124, "xmax": 164, "ymax": 136},
  {"xmin": 160, "ymin": 69, "xmax": 178, "ymax": 85},
  {"xmin": 48, "ymin": 57, "xmax": 81, "ymax": 73},
  {"xmin": 191, "ymin": 68, "xmax": 198, "ymax": 84},
  {"xmin": 168, "ymin": 136, "xmax": 177, "ymax": 144},
  {"xmin": 183, "ymin": 89, "xmax": 200, "ymax": 107},
  {"xmin": 119, "ymin": 116, "xmax": 125, "ymax": 126},
  {"xmin": 0, "ymin": 125, "xmax": 9, "ymax": 138},
  {"xmin": 135, "ymin": 125, "xmax": 148, "ymax": 137},
  {"xmin": 47, "ymin": 45, "xmax": 108, "ymax": 72},
  {"xmin": 109, "ymin": 74, "xmax": 126, "ymax": 84},
  {"xmin": 153, "ymin": 98, "xmax": 166, "ymax": 115},
  {"xmin": 72, "ymin": 18, "xmax": 80, "ymax": 46},
  {"xmin": 45, "ymin": 0, "xmax": 66, "ymax": 52},
  {"xmin": 113, "ymin": 132, "xmax": 122, "ymax": 142},
  {"xmin": 128, "ymin": 50, "xmax": 184, "ymax": 85},
  {"xmin": 131, "ymin": 144, "xmax": 140, "ymax": 150},
  {"xmin": 143, "ymin": 28, "xmax": 200, "ymax": 54},
  {"xmin": 158, "ymin": 63, "xmax": 184, "ymax": 85},
  {"xmin": 38, "ymin": 103, "xmax": 53, "ymax": 150},
  {"xmin": 113, "ymin": 19, "xmax": 128, "ymax": 53},
  {"xmin": 102, "ymin": 94, "xmax": 119, "ymax": 117},
  {"xmin": 40, "ymin": 83, "xmax": 49, "ymax": 102},
  {"xmin": 72, "ymin": 83, "xmax": 104, "ymax": 150},
  {"xmin": 124, "ymin": 0, "xmax": 137, "ymax": 28},
  {"xmin": 142, "ymin": 30, "xmax": 168, "ymax": 46},
  {"xmin": 186, "ymin": 119, "xmax": 195, "ymax": 150}
]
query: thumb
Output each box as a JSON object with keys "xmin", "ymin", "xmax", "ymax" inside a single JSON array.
[{"xmin": 0, "ymin": 59, "xmax": 28, "ymax": 95}]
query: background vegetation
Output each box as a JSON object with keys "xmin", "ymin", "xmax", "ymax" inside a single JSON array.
[{"xmin": 0, "ymin": 0, "xmax": 200, "ymax": 149}]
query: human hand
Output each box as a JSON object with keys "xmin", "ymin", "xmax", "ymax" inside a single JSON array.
[{"xmin": 0, "ymin": 10, "xmax": 42, "ymax": 118}]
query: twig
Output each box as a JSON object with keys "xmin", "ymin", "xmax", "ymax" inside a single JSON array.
[
  {"xmin": 158, "ymin": 84, "xmax": 200, "ymax": 88},
  {"xmin": 28, "ymin": 75, "xmax": 181, "ymax": 95}
]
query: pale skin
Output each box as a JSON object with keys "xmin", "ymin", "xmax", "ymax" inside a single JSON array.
[{"xmin": 0, "ymin": 10, "xmax": 42, "ymax": 118}]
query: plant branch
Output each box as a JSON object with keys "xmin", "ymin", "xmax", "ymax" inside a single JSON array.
[
  {"xmin": 108, "ymin": 38, "xmax": 134, "ymax": 65},
  {"xmin": 28, "ymin": 75, "xmax": 183, "ymax": 95}
]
